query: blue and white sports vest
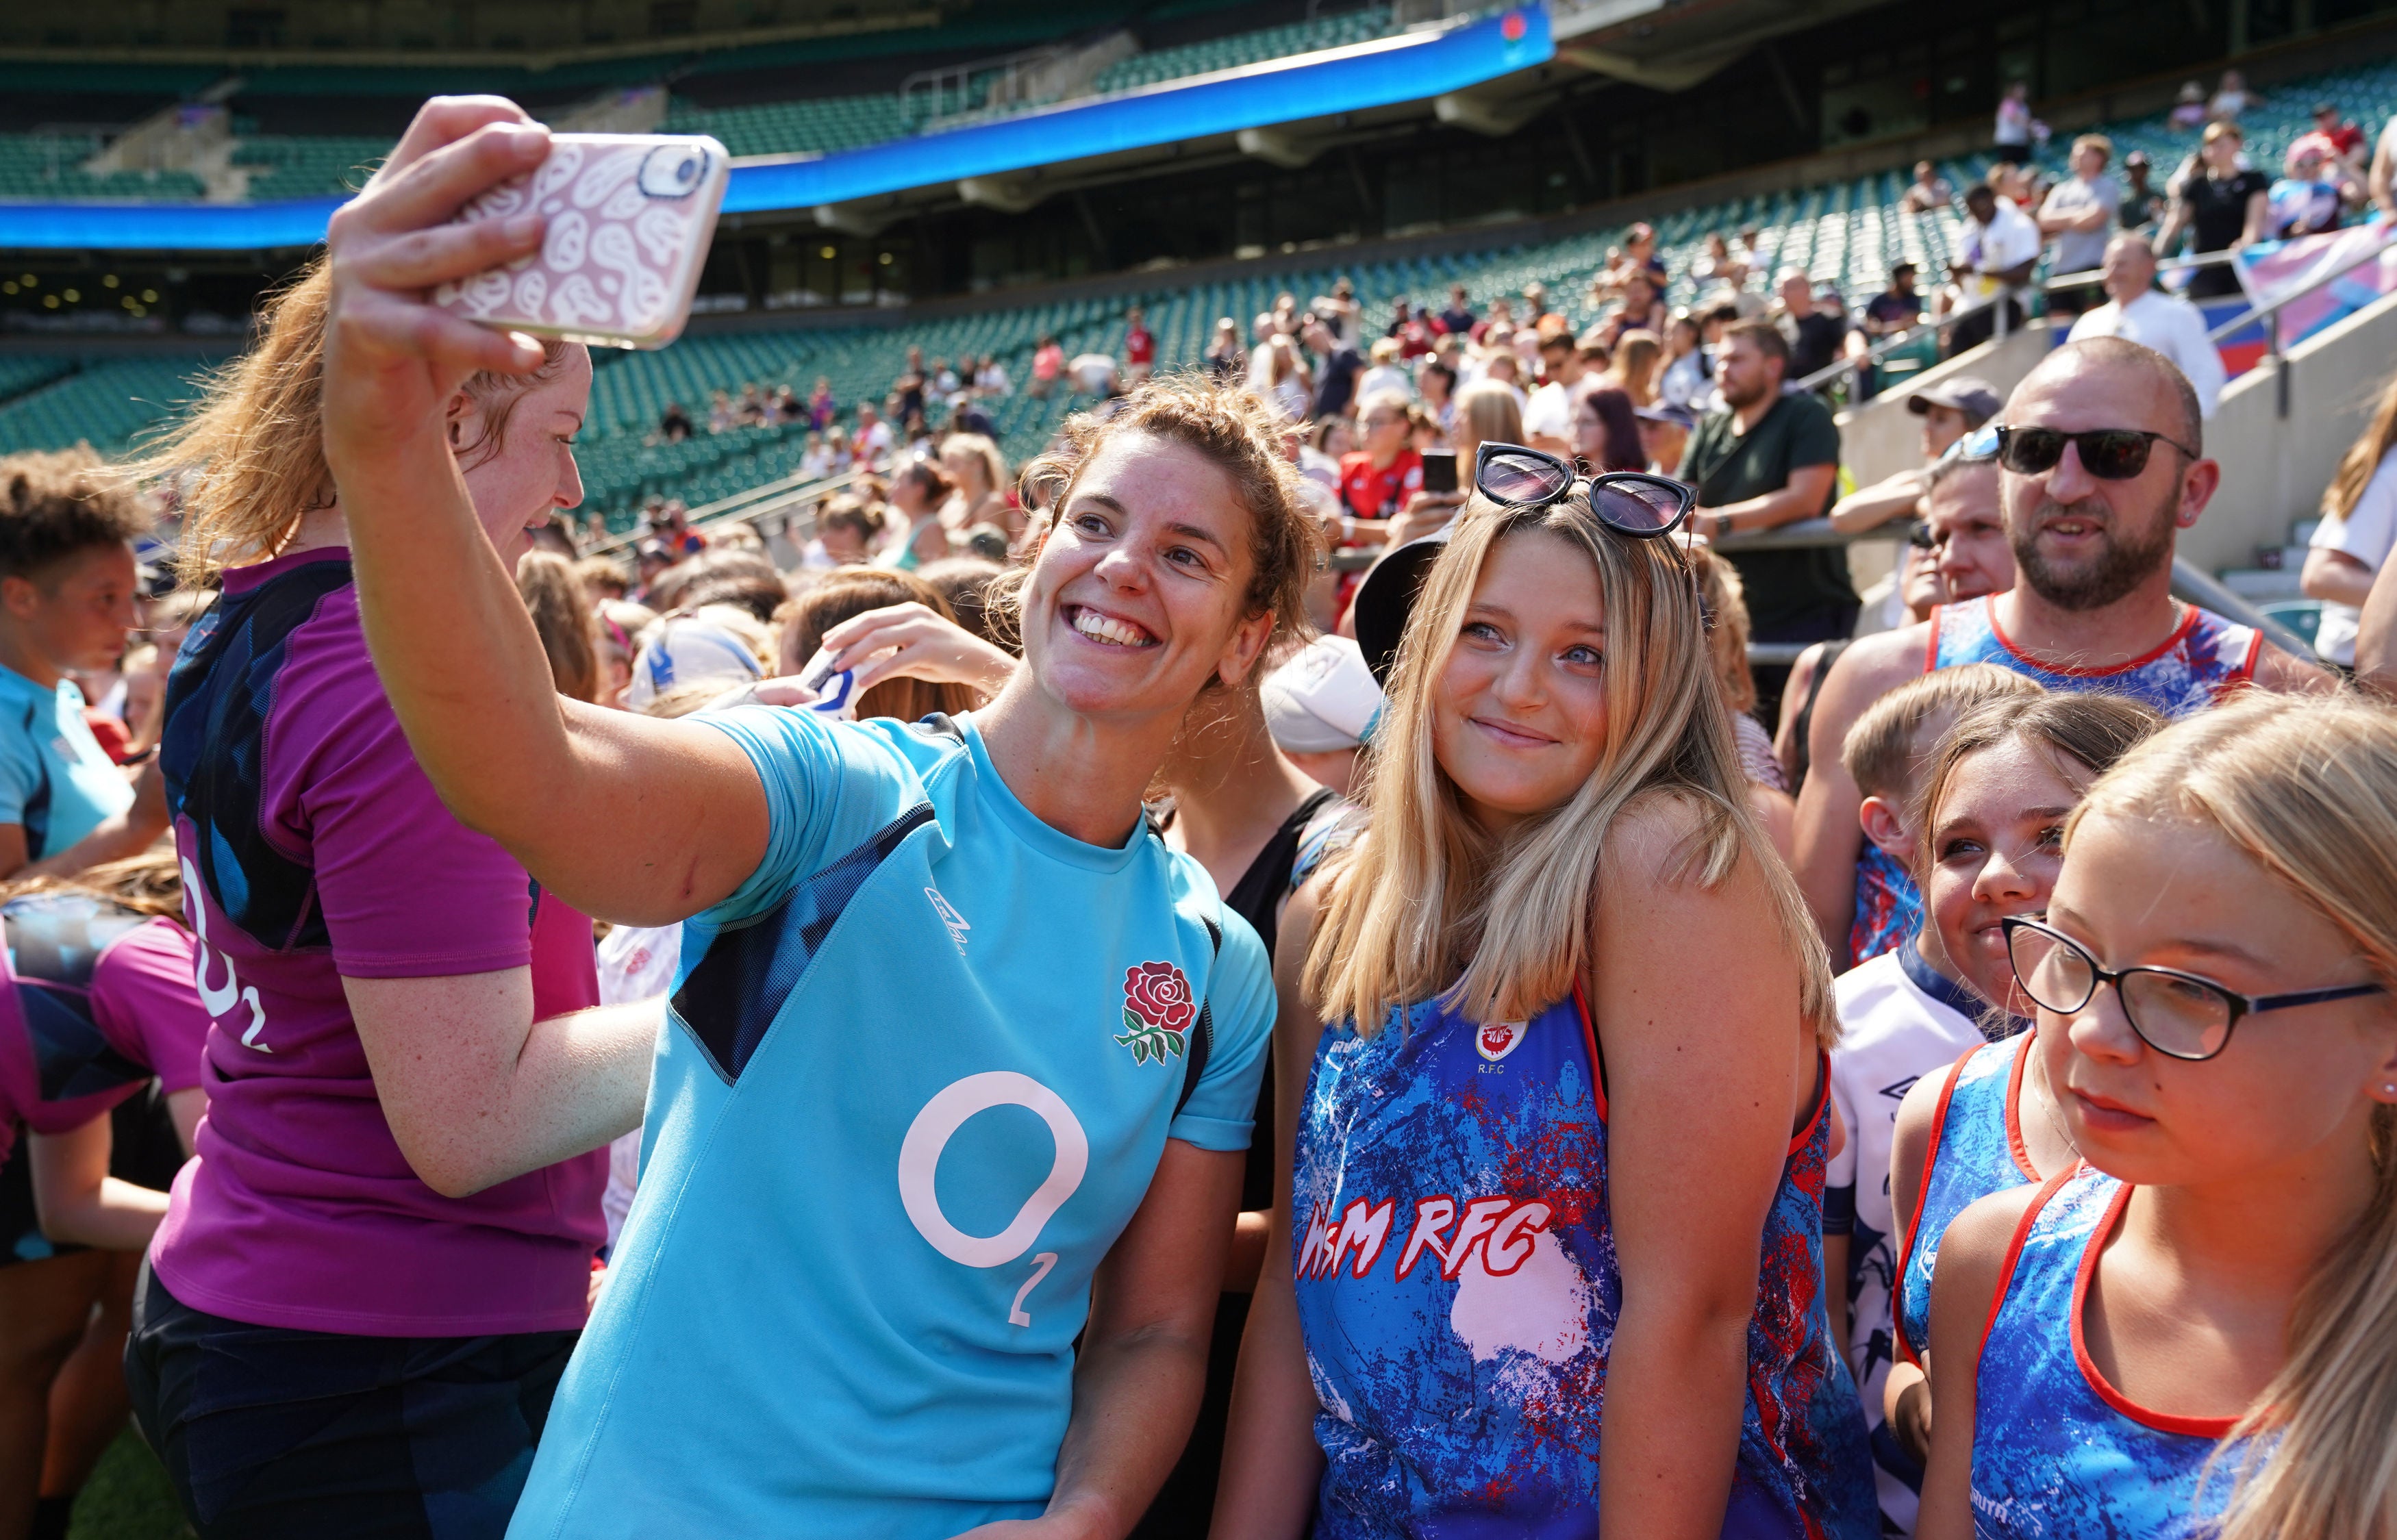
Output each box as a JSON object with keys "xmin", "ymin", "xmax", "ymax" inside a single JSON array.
[
  {"xmin": 1927, "ymin": 597, "xmax": 2259, "ymax": 718},
  {"xmin": 1970, "ymin": 1165, "xmax": 2250, "ymax": 1537},
  {"xmin": 1291, "ymin": 988, "xmax": 1873, "ymax": 1538},
  {"xmin": 1897, "ymin": 1032, "xmax": 2039, "ymax": 1362}
]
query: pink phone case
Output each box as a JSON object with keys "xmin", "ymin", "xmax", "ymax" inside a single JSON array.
[{"xmin": 432, "ymin": 133, "xmax": 730, "ymax": 351}]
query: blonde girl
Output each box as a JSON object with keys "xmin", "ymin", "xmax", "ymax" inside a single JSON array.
[{"xmin": 1916, "ymin": 692, "xmax": 2397, "ymax": 1538}]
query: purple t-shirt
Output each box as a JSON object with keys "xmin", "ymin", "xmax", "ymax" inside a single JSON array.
[
  {"xmin": 149, "ymin": 546, "xmax": 604, "ymax": 1337},
  {"xmin": 0, "ymin": 914, "xmax": 212, "ymax": 1167}
]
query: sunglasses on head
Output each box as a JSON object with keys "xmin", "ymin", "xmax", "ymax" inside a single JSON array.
[
  {"xmin": 1473, "ymin": 442, "xmax": 1694, "ymax": 538},
  {"xmin": 1992, "ymin": 425, "xmax": 2199, "ymax": 480}
]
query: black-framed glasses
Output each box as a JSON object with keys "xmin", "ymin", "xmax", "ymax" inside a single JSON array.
[
  {"xmin": 2002, "ymin": 916, "xmax": 2385, "ymax": 1062},
  {"xmin": 1992, "ymin": 425, "xmax": 2200, "ymax": 481},
  {"xmin": 1474, "ymin": 442, "xmax": 1693, "ymax": 538}
]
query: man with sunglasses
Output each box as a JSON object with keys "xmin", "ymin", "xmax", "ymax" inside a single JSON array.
[{"xmin": 1790, "ymin": 336, "xmax": 2329, "ymax": 960}]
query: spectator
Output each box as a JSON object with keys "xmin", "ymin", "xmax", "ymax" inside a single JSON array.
[
  {"xmin": 1298, "ymin": 415, "xmax": 1350, "ymax": 490},
  {"xmin": 1572, "ymin": 330, "xmax": 1648, "ymax": 475},
  {"xmin": 1518, "ymin": 280, "xmax": 1556, "ymax": 331},
  {"xmin": 1946, "ymin": 181, "xmax": 2042, "ymax": 353},
  {"xmin": 877, "ymin": 458, "xmax": 953, "ymax": 573},
  {"xmin": 1335, "ymin": 392, "xmax": 1424, "ymax": 537},
  {"xmin": 1311, "ymin": 277, "xmax": 1363, "ymax": 346},
  {"xmin": 2267, "ymin": 140, "xmax": 2347, "ymax": 238},
  {"xmin": 1434, "ymin": 283, "xmax": 1475, "ymax": 337},
  {"xmin": 2118, "ymin": 150, "xmax": 2163, "ymax": 230},
  {"xmin": 1122, "ymin": 305, "xmax": 1155, "ymax": 383},
  {"xmin": 807, "ymin": 376, "xmax": 836, "ymax": 429},
  {"xmin": 1777, "ymin": 270, "xmax": 1847, "ymax": 383},
  {"xmin": 1613, "ymin": 221, "xmax": 1669, "ymax": 284},
  {"xmin": 1861, "ymin": 263, "xmax": 1923, "ymax": 338},
  {"xmin": 2208, "ymin": 66, "xmax": 2258, "ymax": 121},
  {"xmin": 1595, "ymin": 270, "xmax": 1668, "ymax": 351},
  {"xmin": 1612, "ymin": 328, "xmax": 1664, "ymax": 407},
  {"xmin": 1417, "ymin": 355, "xmax": 1457, "ymax": 433},
  {"xmin": 1357, "ymin": 336, "xmax": 1409, "ymax": 404},
  {"xmin": 2168, "ymin": 79, "xmax": 2209, "ymax": 132},
  {"xmin": 801, "ymin": 494, "xmax": 884, "ymax": 569},
  {"xmin": 1028, "ymin": 333, "xmax": 1064, "ymax": 397},
  {"xmin": 773, "ymin": 384, "xmax": 803, "ymax": 424},
  {"xmin": 938, "ymin": 432, "xmax": 1014, "ymax": 545},
  {"xmin": 1387, "ymin": 298, "xmax": 1433, "ymax": 359},
  {"xmin": 2067, "ymin": 233, "xmax": 2227, "ymax": 419},
  {"xmin": 2157, "ymin": 121, "xmax": 2269, "ymax": 299},
  {"xmin": 1304, "ymin": 319, "xmax": 1364, "ymax": 420},
  {"xmin": 972, "ymin": 355, "xmax": 1012, "ymax": 396},
  {"xmin": 1266, "ymin": 334, "xmax": 1312, "ymax": 422},
  {"xmin": 1205, "ymin": 317, "xmax": 1245, "ymax": 385},
  {"xmin": 1691, "ymin": 229, "xmax": 1748, "ymax": 291},
  {"xmin": 890, "ymin": 349, "xmax": 926, "ymax": 424},
  {"xmin": 735, "ymin": 381, "xmax": 769, "ymax": 427},
  {"xmin": 1899, "ymin": 160, "xmax": 1953, "ymax": 214},
  {"xmin": 1828, "ymin": 375, "xmax": 2001, "ymax": 533},
  {"xmin": 707, "ymin": 388, "xmax": 735, "ymax": 434},
  {"xmin": 1788, "ymin": 337, "xmax": 2330, "ymax": 957},
  {"xmin": 1068, "ymin": 350, "xmax": 1120, "ymax": 399},
  {"xmin": 850, "ymin": 401, "xmax": 894, "ymax": 468},
  {"xmin": 1992, "ymin": 80, "xmax": 2034, "ymax": 164},
  {"xmin": 1522, "ymin": 328, "xmax": 1587, "ymax": 451},
  {"xmin": 2293, "ymin": 99, "xmax": 2368, "ymax": 181},
  {"xmin": 1679, "ymin": 318, "xmax": 1853, "ymax": 692},
  {"xmin": 574, "ymin": 554, "xmax": 630, "ymax": 603},
  {"xmin": 2300, "ymin": 368, "xmax": 2397, "ymax": 668},
  {"xmin": 1634, "ymin": 400, "xmax": 1694, "ymax": 477},
  {"xmin": 2038, "ymin": 135, "xmax": 2121, "ymax": 316},
  {"xmin": 1658, "ymin": 312, "xmax": 1708, "ymax": 409},
  {"xmin": 657, "ymin": 401, "xmax": 693, "ymax": 442},
  {"xmin": 1381, "ymin": 379, "xmax": 1522, "ymax": 550}
]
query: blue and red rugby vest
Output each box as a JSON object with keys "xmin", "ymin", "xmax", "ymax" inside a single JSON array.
[
  {"xmin": 1927, "ymin": 597, "xmax": 2259, "ymax": 718},
  {"xmin": 1969, "ymin": 1165, "xmax": 2250, "ymax": 1537},
  {"xmin": 1896, "ymin": 1033, "xmax": 2041, "ymax": 1363},
  {"xmin": 1291, "ymin": 987, "xmax": 1874, "ymax": 1538},
  {"xmin": 1848, "ymin": 844, "xmax": 1922, "ymax": 970}
]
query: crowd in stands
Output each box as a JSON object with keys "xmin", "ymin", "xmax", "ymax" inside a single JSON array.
[{"xmin": 13, "ymin": 88, "xmax": 2397, "ymax": 1540}]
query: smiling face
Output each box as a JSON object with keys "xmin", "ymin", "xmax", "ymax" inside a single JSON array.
[
  {"xmin": 1430, "ymin": 529, "xmax": 1609, "ymax": 835},
  {"xmin": 453, "ymin": 345, "xmax": 591, "ymax": 569},
  {"xmin": 2039, "ymin": 809, "xmax": 2397, "ymax": 1187},
  {"xmin": 1019, "ymin": 431, "xmax": 1271, "ymax": 727},
  {"xmin": 1924, "ymin": 735, "xmax": 2085, "ymax": 1009},
  {"xmin": 2000, "ymin": 353, "xmax": 2203, "ymax": 611}
]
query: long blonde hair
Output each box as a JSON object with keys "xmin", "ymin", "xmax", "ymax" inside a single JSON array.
[
  {"xmin": 2068, "ymin": 692, "xmax": 2397, "ymax": 1540},
  {"xmin": 140, "ymin": 258, "xmax": 570, "ymax": 585},
  {"xmin": 1303, "ymin": 494, "xmax": 1833, "ymax": 1039},
  {"xmin": 2323, "ymin": 369, "xmax": 2397, "ymax": 525}
]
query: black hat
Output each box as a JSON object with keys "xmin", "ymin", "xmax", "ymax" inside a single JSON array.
[{"xmin": 1351, "ymin": 529, "xmax": 1455, "ymax": 687}]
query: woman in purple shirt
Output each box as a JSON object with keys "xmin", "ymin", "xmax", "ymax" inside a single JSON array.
[{"xmin": 122, "ymin": 244, "xmax": 656, "ymax": 1537}]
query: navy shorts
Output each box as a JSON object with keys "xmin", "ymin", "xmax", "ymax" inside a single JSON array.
[{"xmin": 124, "ymin": 1263, "xmax": 579, "ymax": 1540}]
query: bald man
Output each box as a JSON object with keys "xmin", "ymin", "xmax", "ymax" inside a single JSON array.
[
  {"xmin": 1790, "ymin": 336, "xmax": 2329, "ymax": 959},
  {"xmin": 2066, "ymin": 234, "xmax": 2226, "ymax": 417}
]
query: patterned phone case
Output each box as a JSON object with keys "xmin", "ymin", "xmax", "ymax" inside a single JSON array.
[{"xmin": 431, "ymin": 133, "xmax": 730, "ymax": 351}]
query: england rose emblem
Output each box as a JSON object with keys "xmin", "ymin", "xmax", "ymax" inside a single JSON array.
[{"xmin": 1116, "ymin": 961, "xmax": 1195, "ymax": 1065}]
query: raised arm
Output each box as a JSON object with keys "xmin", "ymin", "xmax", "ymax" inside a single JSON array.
[{"xmin": 318, "ymin": 97, "xmax": 766, "ymax": 924}]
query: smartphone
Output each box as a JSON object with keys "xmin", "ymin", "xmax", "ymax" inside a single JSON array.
[
  {"xmin": 431, "ymin": 132, "xmax": 730, "ymax": 351},
  {"xmin": 1420, "ymin": 449, "xmax": 1458, "ymax": 494},
  {"xmin": 792, "ymin": 646, "xmax": 859, "ymax": 720}
]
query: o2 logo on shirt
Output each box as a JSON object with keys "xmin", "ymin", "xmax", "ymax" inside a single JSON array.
[
  {"xmin": 898, "ymin": 1072, "xmax": 1087, "ymax": 1328},
  {"xmin": 181, "ymin": 858, "xmax": 270, "ymax": 1054}
]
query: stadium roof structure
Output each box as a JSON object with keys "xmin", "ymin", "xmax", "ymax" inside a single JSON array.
[{"xmin": 0, "ymin": 5, "xmax": 1553, "ymax": 253}]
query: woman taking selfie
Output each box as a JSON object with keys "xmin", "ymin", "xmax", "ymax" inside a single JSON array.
[
  {"xmin": 314, "ymin": 97, "xmax": 1314, "ymax": 1539},
  {"xmin": 1217, "ymin": 446, "xmax": 1871, "ymax": 1536}
]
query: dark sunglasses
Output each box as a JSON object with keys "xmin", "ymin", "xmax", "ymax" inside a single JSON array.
[
  {"xmin": 1473, "ymin": 442, "xmax": 1694, "ymax": 538},
  {"xmin": 1993, "ymin": 425, "xmax": 2199, "ymax": 480},
  {"xmin": 2002, "ymin": 916, "xmax": 2386, "ymax": 1063}
]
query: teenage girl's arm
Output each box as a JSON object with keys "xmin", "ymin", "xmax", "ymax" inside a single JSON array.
[
  {"xmin": 1912, "ymin": 1185, "xmax": 2042, "ymax": 1540},
  {"xmin": 975, "ymin": 1139, "xmax": 1244, "ymax": 1540},
  {"xmin": 1595, "ymin": 798, "xmax": 1814, "ymax": 1539},
  {"xmin": 318, "ymin": 96, "xmax": 768, "ymax": 925},
  {"xmin": 1792, "ymin": 628, "xmax": 1927, "ymax": 954},
  {"xmin": 1881, "ymin": 1070, "xmax": 1946, "ymax": 1457},
  {"xmin": 23, "ymin": 1083, "xmax": 203, "ymax": 1251},
  {"xmin": 23, "ymin": 763, "xmax": 169, "ymax": 881},
  {"xmin": 1210, "ymin": 874, "xmax": 1336, "ymax": 1539}
]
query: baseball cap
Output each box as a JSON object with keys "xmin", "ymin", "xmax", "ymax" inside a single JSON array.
[
  {"xmin": 1907, "ymin": 375, "xmax": 2004, "ymax": 427},
  {"xmin": 625, "ymin": 616, "xmax": 764, "ymax": 709},
  {"xmin": 1635, "ymin": 401, "xmax": 1697, "ymax": 429},
  {"xmin": 1351, "ymin": 530, "xmax": 1455, "ymax": 687},
  {"xmin": 1261, "ymin": 636, "xmax": 1385, "ymax": 753}
]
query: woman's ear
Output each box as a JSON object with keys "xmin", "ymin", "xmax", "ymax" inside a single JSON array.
[{"xmin": 444, "ymin": 391, "xmax": 473, "ymax": 453}]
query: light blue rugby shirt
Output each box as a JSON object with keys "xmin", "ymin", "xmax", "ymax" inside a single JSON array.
[
  {"xmin": 510, "ymin": 708, "xmax": 1275, "ymax": 1540},
  {"xmin": 0, "ymin": 664, "xmax": 132, "ymax": 860}
]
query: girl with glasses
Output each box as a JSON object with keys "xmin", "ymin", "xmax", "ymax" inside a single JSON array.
[
  {"xmin": 1216, "ymin": 449, "xmax": 1874, "ymax": 1537},
  {"xmin": 1857, "ymin": 691, "xmax": 2159, "ymax": 1519},
  {"xmin": 1913, "ymin": 692, "xmax": 2397, "ymax": 1539}
]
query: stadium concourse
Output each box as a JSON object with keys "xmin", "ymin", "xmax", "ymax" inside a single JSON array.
[{"xmin": 2, "ymin": 53, "xmax": 2396, "ymax": 529}]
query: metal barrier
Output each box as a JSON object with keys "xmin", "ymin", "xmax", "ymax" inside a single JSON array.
[{"xmin": 584, "ymin": 464, "xmax": 873, "ymax": 557}]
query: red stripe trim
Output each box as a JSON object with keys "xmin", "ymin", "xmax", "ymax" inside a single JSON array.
[
  {"xmin": 1987, "ymin": 597, "xmax": 2204, "ymax": 679},
  {"xmin": 2003, "ymin": 1031, "xmax": 2043, "ymax": 1183},
  {"xmin": 1789, "ymin": 1050, "xmax": 1831, "ymax": 1158},
  {"xmin": 2070, "ymin": 1181, "xmax": 2244, "ymax": 1438},
  {"xmin": 1925, "ymin": 605, "xmax": 1947, "ymax": 674},
  {"xmin": 1573, "ymin": 980, "xmax": 1605, "ymax": 1121},
  {"xmin": 1894, "ymin": 1044, "xmax": 1979, "ymax": 1365},
  {"xmin": 1975, "ymin": 1164, "xmax": 2079, "ymax": 1365}
]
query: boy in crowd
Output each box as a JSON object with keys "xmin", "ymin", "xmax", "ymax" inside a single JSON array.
[{"xmin": 0, "ymin": 448, "xmax": 166, "ymax": 879}]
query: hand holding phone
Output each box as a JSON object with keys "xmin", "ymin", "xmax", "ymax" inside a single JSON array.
[
  {"xmin": 1420, "ymin": 449, "xmax": 1459, "ymax": 494},
  {"xmin": 432, "ymin": 132, "xmax": 730, "ymax": 351}
]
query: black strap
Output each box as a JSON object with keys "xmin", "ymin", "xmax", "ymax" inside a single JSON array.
[
  {"xmin": 1172, "ymin": 913, "xmax": 1222, "ymax": 1120},
  {"xmin": 1786, "ymin": 638, "xmax": 1849, "ymax": 794}
]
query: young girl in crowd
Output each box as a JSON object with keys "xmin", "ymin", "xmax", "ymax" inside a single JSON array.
[
  {"xmin": 0, "ymin": 850, "xmax": 208, "ymax": 1540},
  {"xmin": 122, "ymin": 250, "xmax": 638, "ymax": 1537},
  {"xmin": 1217, "ymin": 449, "xmax": 1874, "ymax": 1535},
  {"xmin": 310, "ymin": 95, "xmax": 1316, "ymax": 1539},
  {"xmin": 1827, "ymin": 688, "xmax": 2159, "ymax": 1533},
  {"xmin": 1918, "ymin": 692, "xmax": 2397, "ymax": 1538}
]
